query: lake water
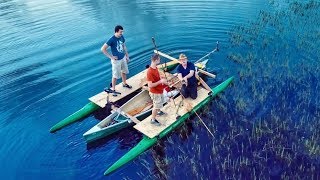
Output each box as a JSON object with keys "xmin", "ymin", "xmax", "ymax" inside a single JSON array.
[{"xmin": 0, "ymin": 0, "xmax": 319, "ymax": 179}]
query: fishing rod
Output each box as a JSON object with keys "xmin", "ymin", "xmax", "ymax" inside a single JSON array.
[
  {"xmin": 152, "ymin": 37, "xmax": 168, "ymax": 71},
  {"xmin": 195, "ymin": 41, "xmax": 220, "ymax": 64}
]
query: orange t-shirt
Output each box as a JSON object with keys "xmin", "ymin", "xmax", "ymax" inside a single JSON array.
[{"xmin": 146, "ymin": 67, "xmax": 165, "ymax": 94}]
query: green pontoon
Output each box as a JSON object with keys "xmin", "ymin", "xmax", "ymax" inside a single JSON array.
[{"xmin": 104, "ymin": 76, "xmax": 234, "ymax": 175}]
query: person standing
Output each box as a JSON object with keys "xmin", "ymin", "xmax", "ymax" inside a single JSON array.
[
  {"xmin": 101, "ymin": 25, "xmax": 132, "ymax": 95},
  {"xmin": 146, "ymin": 54, "xmax": 168, "ymax": 125},
  {"xmin": 177, "ymin": 53, "xmax": 198, "ymax": 99}
]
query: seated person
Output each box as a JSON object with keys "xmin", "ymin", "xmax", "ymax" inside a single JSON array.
[{"xmin": 176, "ymin": 53, "xmax": 198, "ymax": 99}]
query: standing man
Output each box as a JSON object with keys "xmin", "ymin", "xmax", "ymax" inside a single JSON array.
[
  {"xmin": 147, "ymin": 54, "xmax": 168, "ymax": 126},
  {"xmin": 177, "ymin": 53, "xmax": 198, "ymax": 99},
  {"xmin": 101, "ymin": 25, "xmax": 132, "ymax": 95}
]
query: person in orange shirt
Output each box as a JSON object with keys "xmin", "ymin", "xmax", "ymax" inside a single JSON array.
[{"xmin": 146, "ymin": 54, "xmax": 168, "ymax": 126}]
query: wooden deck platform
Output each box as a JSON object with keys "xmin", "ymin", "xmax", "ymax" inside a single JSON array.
[
  {"xmin": 134, "ymin": 87, "xmax": 210, "ymax": 138},
  {"xmin": 89, "ymin": 65, "xmax": 177, "ymax": 108}
]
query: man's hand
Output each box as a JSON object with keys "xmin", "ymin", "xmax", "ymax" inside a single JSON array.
[
  {"xmin": 125, "ymin": 54, "xmax": 130, "ymax": 63},
  {"xmin": 111, "ymin": 56, "xmax": 118, "ymax": 61},
  {"xmin": 181, "ymin": 77, "xmax": 188, "ymax": 86},
  {"xmin": 183, "ymin": 77, "xmax": 188, "ymax": 83},
  {"xmin": 160, "ymin": 78, "xmax": 168, "ymax": 85}
]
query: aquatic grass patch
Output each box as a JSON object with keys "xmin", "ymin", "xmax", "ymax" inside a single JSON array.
[
  {"xmin": 117, "ymin": 1, "xmax": 319, "ymax": 178},
  {"xmin": 221, "ymin": 0, "xmax": 320, "ymax": 178}
]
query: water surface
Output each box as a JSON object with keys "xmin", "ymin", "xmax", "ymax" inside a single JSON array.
[{"xmin": 0, "ymin": 0, "xmax": 319, "ymax": 179}]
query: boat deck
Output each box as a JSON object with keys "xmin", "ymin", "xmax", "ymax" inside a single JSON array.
[
  {"xmin": 89, "ymin": 63, "xmax": 177, "ymax": 108},
  {"xmin": 134, "ymin": 87, "xmax": 210, "ymax": 138}
]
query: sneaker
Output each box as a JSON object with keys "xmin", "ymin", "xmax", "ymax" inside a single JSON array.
[
  {"xmin": 123, "ymin": 83, "xmax": 132, "ymax": 89},
  {"xmin": 157, "ymin": 111, "xmax": 166, "ymax": 116},
  {"xmin": 151, "ymin": 119, "xmax": 161, "ymax": 126}
]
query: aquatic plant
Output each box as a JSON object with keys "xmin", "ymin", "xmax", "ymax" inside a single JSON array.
[
  {"xmin": 133, "ymin": 1, "xmax": 319, "ymax": 179},
  {"xmin": 218, "ymin": 0, "xmax": 320, "ymax": 178}
]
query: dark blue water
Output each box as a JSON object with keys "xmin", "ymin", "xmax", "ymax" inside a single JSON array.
[{"xmin": 1, "ymin": 0, "xmax": 319, "ymax": 179}]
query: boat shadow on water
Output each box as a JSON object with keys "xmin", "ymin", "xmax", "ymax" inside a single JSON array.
[{"xmin": 86, "ymin": 126, "xmax": 142, "ymax": 150}]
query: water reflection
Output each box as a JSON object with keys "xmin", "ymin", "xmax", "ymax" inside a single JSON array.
[{"xmin": 0, "ymin": 62, "xmax": 62, "ymax": 126}]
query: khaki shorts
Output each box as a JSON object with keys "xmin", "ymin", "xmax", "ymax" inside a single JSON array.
[
  {"xmin": 149, "ymin": 92, "xmax": 165, "ymax": 109},
  {"xmin": 111, "ymin": 57, "xmax": 129, "ymax": 79}
]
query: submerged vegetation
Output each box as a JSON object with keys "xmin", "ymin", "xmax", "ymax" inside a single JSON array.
[
  {"xmin": 130, "ymin": 0, "xmax": 319, "ymax": 179},
  {"xmin": 222, "ymin": 1, "xmax": 320, "ymax": 179},
  {"xmin": 224, "ymin": 0, "xmax": 319, "ymax": 178}
]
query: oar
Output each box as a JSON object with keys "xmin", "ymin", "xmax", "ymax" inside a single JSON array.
[
  {"xmin": 196, "ymin": 74, "xmax": 214, "ymax": 93},
  {"xmin": 120, "ymin": 111, "xmax": 140, "ymax": 124},
  {"xmin": 126, "ymin": 102, "xmax": 153, "ymax": 116},
  {"xmin": 154, "ymin": 50, "xmax": 216, "ymax": 78},
  {"xmin": 198, "ymin": 69, "xmax": 216, "ymax": 78},
  {"xmin": 195, "ymin": 41, "xmax": 219, "ymax": 64},
  {"xmin": 186, "ymin": 101, "xmax": 215, "ymax": 138},
  {"xmin": 154, "ymin": 50, "xmax": 179, "ymax": 63}
]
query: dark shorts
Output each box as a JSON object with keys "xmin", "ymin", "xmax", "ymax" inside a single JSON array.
[{"xmin": 181, "ymin": 84, "xmax": 197, "ymax": 99}]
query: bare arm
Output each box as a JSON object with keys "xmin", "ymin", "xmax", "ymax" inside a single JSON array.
[
  {"xmin": 101, "ymin": 43, "xmax": 115, "ymax": 60},
  {"xmin": 178, "ymin": 70, "xmax": 194, "ymax": 81},
  {"xmin": 178, "ymin": 73, "xmax": 183, "ymax": 81},
  {"xmin": 147, "ymin": 79, "xmax": 167, "ymax": 88},
  {"xmin": 122, "ymin": 43, "xmax": 129, "ymax": 57},
  {"xmin": 184, "ymin": 70, "xmax": 195, "ymax": 79}
]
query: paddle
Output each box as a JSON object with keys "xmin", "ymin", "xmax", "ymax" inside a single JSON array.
[
  {"xmin": 198, "ymin": 69, "xmax": 216, "ymax": 78},
  {"xmin": 120, "ymin": 111, "xmax": 140, "ymax": 124},
  {"xmin": 185, "ymin": 101, "xmax": 215, "ymax": 138},
  {"xmin": 195, "ymin": 41, "xmax": 219, "ymax": 64},
  {"xmin": 126, "ymin": 101, "xmax": 153, "ymax": 116},
  {"xmin": 196, "ymin": 74, "xmax": 214, "ymax": 94}
]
